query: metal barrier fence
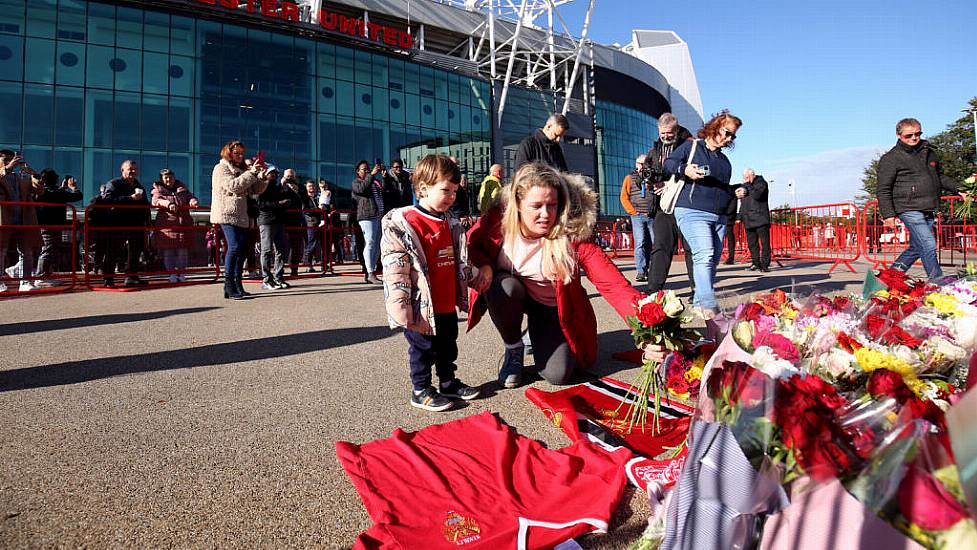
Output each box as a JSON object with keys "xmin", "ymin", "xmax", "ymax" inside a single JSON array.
[
  {"xmin": 863, "ymin": 196, "xmax": 976, "ymax": 270},
  {"xmin": 768, "ymin": 202, "xmax": 862, "ymax": 273},
  {"xmin": 1, "ymin": 201, "xmax": 80, "ymax": 296},
  {"xmin": 322, "ymin": 209, "xmax": 364, "ymax": 276},
  {"xmin": 84, "ymin": 204, "xmax": 218, "ymax": 290}
]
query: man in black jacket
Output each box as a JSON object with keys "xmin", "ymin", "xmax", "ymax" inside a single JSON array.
[
  {"xmin": 386, "ymin": 158, "xmax": 414, "ymax": 209},
  {"xmin": 739, "ymin": 168, "xmax": 771, "ymax": 272},
  {"xmin": 34, "ymin": 170, "xmax": 82, "ymax": 280},
  {"xmin": 645, "ymin": 113, "xmax": 695, "ymax": 294},
  {"xmin": 514, "ymin": 113, "xmax": 569, "ymax": 172},
  {"xmin": 256, "ymin": 166, "xmax": 293, "ymax": 289},
  {"xmin": 877, "ymin": 118, "xmax": 963, "ymax": 281},
  {"xmin": 100, "ymin": 160, "xmax": 150, "ymax": 287}
]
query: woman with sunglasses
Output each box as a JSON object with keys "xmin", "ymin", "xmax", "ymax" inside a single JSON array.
[{"xmin": 664, "ymin": 111, "xmax": 746, "ymax": 316}]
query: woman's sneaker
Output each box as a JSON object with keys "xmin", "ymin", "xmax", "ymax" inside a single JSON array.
[
  {"xmin": 439, "ymin": 379, "xmax": 481, "ymax": 401},
  {"xmin": 411, "ymin": 387, "xmax": 453, "ymax": 412},
  {"xmin": 498, "ymin": 345, "xmax": 525, "ymax": 388}
]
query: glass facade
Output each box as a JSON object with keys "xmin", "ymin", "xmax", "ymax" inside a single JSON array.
[
  {"xmin": 0, "ymin": 0, "xmax": 492, "ymax": 208},
  {"xmin": 0, "ymin": 0, "xmax": 671, "ymax": 217},
  {"xmin": 595, "ymin": 100, "xmax": 660, "ymax": 218}
]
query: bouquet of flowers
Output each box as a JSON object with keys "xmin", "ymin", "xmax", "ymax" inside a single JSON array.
[
  {"xmin": 617, "ymin": 290, "xmax": 699, "ymax": 433},
  {"xmin": 956, "ymin": 172, "xmax": 977, "ymax": 219},
  {"xmin": 639, "ymin": 269, "xmax": 977, "ymax": 549}
]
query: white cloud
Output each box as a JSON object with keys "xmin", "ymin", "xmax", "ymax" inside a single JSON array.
[{"xmin": 749, "ymin": 145, "xmax": 888, "ymax": 208}]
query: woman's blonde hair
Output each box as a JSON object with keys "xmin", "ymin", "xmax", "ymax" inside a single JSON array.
[{"xmin": 500, "ymin": 162, "xmax": 578, "ymax": 284}]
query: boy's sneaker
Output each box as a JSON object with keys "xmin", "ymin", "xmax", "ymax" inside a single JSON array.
[
  {"xmin": 498, "ymin": 345, "xmax": 525, "ymax": 389},
  {"xmin": 410, "ymin": 387, "xmax": 453, "ymax": 412},
  {"xmin": 260, "ymin": 280, "xmax": 280, "ymax": 290},
  {"xmin": 439, "ymin": 379, "xmax": 481, "ymax": 401}
]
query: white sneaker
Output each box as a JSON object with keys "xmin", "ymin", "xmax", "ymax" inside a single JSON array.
[
  {"xmin": 18, "ymin": 281, "xmax": 35, "ymax": 292},
  {"xmin": 0, "ymin": 282, "xmax": 7, "ymax": 292}
]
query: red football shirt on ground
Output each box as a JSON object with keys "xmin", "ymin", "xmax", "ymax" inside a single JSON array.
[{"xmin": 336, "ymin": 411, "xmax": 633, "ymax": 549}]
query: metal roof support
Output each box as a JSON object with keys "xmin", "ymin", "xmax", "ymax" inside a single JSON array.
[
  {"xmin": 561, "ymin": 0, "xmax": 594, "ymax": 114},
  {"xmin": 496, "ymin": 0, "xmax": 530, "ymax": 126}
]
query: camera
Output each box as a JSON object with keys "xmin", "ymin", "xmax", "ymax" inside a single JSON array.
[{"xmin": 638, "ymin": 163, "xmax": 663, "ymax": 187}]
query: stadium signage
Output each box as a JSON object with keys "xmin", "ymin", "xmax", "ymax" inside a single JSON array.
[{"xmin": 193, "ymin": 0, "xmax": 414, "ymax": 49}]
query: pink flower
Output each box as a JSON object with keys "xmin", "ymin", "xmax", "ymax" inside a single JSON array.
[{"xmin": 898, "ymin": 465, "xmax": 967, "ymax": 531}]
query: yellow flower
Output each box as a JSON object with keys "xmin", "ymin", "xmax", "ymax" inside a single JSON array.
[
  {"xmin": 925, "ymin": 293, "xmax": 962, "ymax": 317},
  {"xmin": 875, "ymin": 290, "xmax": 891, "ymax": 299},
  {"xmin": 855, "ymin": 348, "xmax": 926, "ymax": 398},
  {"xmin": 684, "ymin": 365, "xmax": 703, "ymax": 383}
]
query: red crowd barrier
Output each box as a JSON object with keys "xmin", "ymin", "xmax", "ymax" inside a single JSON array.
[
  {"xmin": 323, "ymin": 209, "xmax": 364, "ymax": 277},
  {"xmin": 83, "ymin": 204, "xmax": 218, "ymax": 291},
  {"xmin": 769, "ymin": 202, "xmax": 862, "ymax": 273},
  {"xmin": 1, "ymin": 201, "xmax": 80, "ymax": 296},
  {"xmin": 863, "ymin": 196, "xmax": 976, "ymax": 270}
]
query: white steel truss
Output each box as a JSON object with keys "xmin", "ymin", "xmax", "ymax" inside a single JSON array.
[{"xmin": 440, "ymin": 0, "xmax": 597, "ymax": 125}]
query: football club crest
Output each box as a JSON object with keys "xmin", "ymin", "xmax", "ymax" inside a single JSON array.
[{"xmin": 442, "ymin": 511, "xmax": 481, "ymax": 545}]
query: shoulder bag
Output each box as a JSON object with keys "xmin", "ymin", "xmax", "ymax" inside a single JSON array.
[{"xmin": 659, "ymin": 139, "xmax": 699, "ymax": 215}]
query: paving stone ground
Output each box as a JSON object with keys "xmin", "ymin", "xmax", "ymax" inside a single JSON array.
[{"xmin": 0, "ymin": 258, "xmax": 881, "ymax": 548}]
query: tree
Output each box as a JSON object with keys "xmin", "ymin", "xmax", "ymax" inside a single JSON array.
[
  {"xmin": 856, "ymin": 154, "xmax": 881, "ymax": 205},
  {"xmin": 859, "ymin": 96, "xmax": 977, "ymax": 206},
  {"xmin": 928, "ymin": 96, "xmax": 977, "ymax": 183}
]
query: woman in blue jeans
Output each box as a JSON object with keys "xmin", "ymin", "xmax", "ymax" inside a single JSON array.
[
  {"xmin": 664, "ymin": 111, "xmax": 746, "ymax": 314},
  {"xmin": 352, "ymin": 160, "xmax": 388, "ymax": 284}
]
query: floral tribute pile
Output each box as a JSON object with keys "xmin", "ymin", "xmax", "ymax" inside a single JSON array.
[{"xmin": 636, "ymin": 269, "xmax": 977, "ymax": 550}]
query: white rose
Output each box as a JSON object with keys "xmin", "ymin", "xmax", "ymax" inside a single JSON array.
[
  {"xmin": 662, "ymin": 291, "xmax": 685, "ymax": 317},
  {"xmin": 752, "ymin": 346, "xmax": 799, "ymax": 379},
  {"xmin": 818, "ymin": 348, "xmax": 857, "ymax": 379},
  {"xmin": 952, "ymin": 315, "xmax": 977, "ymax": 350}
]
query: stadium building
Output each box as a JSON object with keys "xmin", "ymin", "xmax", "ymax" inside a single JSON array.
[{"xmin": 0, "ymin": 0, "xmax": 703, "ymax": 217}]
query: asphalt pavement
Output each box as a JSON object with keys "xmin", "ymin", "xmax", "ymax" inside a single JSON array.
[{"xmin": 0, "ymin": 259, "xmax": 871, "ymax": 548}]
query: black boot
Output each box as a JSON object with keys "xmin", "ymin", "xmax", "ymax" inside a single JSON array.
[
  {"xmin": 223, "ymin": 278, "xmax": 245, "ymax": 300},
  {"xmin": 234, "ymin": 277, "xmax": 251, "ymax": 297}
]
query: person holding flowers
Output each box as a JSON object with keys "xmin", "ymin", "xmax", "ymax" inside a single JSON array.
[
  {"xmin": 877, "ymin": 117, "xmax": 967, "ymax": 281},
  {"xmin": 467, "ymin": 162, "xmax": 667, "ymax": 388}
]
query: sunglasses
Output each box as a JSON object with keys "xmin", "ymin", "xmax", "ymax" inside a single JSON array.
[
  {"xmin": 901, "ymin": 132, "xmax": 922, "ymax": 139},
  {"xmin": 721, "ymin": 129, "xmax": 737, "ymax": 140}
]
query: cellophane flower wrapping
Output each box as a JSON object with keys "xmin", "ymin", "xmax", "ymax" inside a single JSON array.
[{"xmin": 644, "ymin": 269, "xmax": 977, "ymax": 549}]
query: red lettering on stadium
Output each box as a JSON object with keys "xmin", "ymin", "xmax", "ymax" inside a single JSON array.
[{"xmin": 193, "ymin": 0, "xmax": 413, "ymax": 49}]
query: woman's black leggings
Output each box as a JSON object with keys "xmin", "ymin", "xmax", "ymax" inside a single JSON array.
[{"xmin": 485, "ymin": 271, "xmax": 578, "ymax": 385}]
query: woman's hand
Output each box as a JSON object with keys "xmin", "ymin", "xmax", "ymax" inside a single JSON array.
[
  {"xmin": 189, "ymin": 198, "xmax": 199, "ymax": 208},
  {"xmin": 642, "ymin": 343, "xmax": 668, "ymax": 364},
  {"xmin": 472, "ymin": 265, "xmax": 493, "ymax": 293},
  {"xmin": 684, "ymin": 164, "xmax": 705, "ymax": 181}
]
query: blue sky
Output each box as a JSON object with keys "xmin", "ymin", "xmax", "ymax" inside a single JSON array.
[{"xmin": 558, "ymin": 0, "xmax": 977, "ymax": 207}]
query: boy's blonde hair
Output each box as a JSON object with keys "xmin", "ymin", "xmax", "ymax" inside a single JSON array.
[
  {"xmin": 411, "ymin": 154, "xmax": 461, "ymax": 197},
  {"xmin": 500, "ymin": 162, "xmax": 577, "ymax": 284}
]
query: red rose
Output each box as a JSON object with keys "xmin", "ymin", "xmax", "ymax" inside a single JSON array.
[
  {"xmin": 836, "ymin": 332, "xmax": 862, "ymax": 353},
  {"xmin": 877, "ymin": 269, "xmax": 912, "ymax": 293},
  {"xmin": 738, "ymin": 303, "xmax": 766, "ymax": 322},
  {"xmin": 865, "ymin": 315, "xmax": 888, "ymax": 339},
  {"xmin": 774, "ymin": 375, "xmax": 858, "ymax": 481},
  {"xmin": 882, "ymin": 326, "xmax": 923, "ymax": 348},
  {"xmin": 898, "ymin": 465, "xmax": 967, "ymax": 530},
  {"xmin": 831, "ymin": 296, "xmax": 852, "ymax": 311},
  {"xmin": 637, "ymin": 301, "xmax": 667, "ymax": 327},
  {"xmin": 867, "ymin": 369, "xmax": 914, "ymax": 402},
  {"xmin": 752, "ymin": 331, "xmax": 800, "ymax": 362},
  {"xmin": 707, "ymin": 361, "xmax": 769, "ymax": 406}
]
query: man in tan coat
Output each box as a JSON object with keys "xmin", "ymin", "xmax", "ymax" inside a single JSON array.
[{"xmin": 0, "ymin": 150, "xmax": 42, "ymax": 292}]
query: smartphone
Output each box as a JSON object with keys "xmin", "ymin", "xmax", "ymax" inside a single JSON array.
[
  {"xmin": 700, "ymin": 165, "xmax": 711, "ymax": 177},
  {"xmin": 255, "ymin": 150, "xmax": 265, "ymax": 165}
]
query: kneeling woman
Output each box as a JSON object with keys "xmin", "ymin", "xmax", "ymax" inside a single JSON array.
[{"xmin": 468, "ymin": 162, "xmax": 663, "ymax": 386}]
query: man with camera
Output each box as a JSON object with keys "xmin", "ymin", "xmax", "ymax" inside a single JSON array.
[
  {"xmin": 0, "ymin": 150, "xmax": 42, "ymax": 292},
  {"xmin": 644, "ymin": 113, "xmax": 695, "ymax": 293},
  {"xmin": 619, "ymin": 154, "xmax": 654, "ymax": 282}
]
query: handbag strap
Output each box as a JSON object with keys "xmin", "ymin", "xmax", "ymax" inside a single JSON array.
[{"xmin": 686, "ymin": 139, "xmax": 699, "ymax": 175}]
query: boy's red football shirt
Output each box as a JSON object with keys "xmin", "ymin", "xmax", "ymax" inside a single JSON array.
[
  {"xmin": 403, "ymin": 207, "xmax": 457, "ymax": 314},
  {"xmin": 336, "ymin": 411, "xmax": 632, "ymax": 549}
]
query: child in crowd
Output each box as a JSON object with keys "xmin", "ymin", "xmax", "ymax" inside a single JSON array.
[{"xmin": 380, "ymin": 154, "xmax": 489, "ymax": 411}]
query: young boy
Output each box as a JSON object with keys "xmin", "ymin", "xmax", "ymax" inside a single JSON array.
[{"xmin": 380, "ymin": 155, "xmax": 488, "ymax": 411}]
